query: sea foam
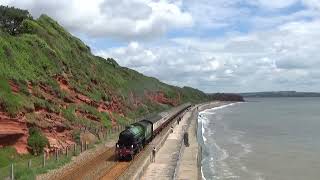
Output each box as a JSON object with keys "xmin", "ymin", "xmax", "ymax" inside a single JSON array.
[
  {"xmin": 198, "ymin": 102, "xmax": 241, "ymax": 144},
  {"xmin": 198, "ymin": 102, "xmax": 241, "ymax": 180}
]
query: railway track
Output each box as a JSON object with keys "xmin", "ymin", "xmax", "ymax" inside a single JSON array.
[
  {"xmin": 55, "ymin": 147, "xmax": 115, "ymax": 180},
  {"xmin": 99, "ymin": 148, "xmax": 147, "ymax": 180},
  {"xmin": 99, "ymin": 114, "xmax": 183, "ymax": 180},
  {"xmin": 52, "ymin": 107, "xmax": 189, "ymax": 180},
  {"xmin": 100, "ymin": 161, "xmax": 130, "ymax": 179}
]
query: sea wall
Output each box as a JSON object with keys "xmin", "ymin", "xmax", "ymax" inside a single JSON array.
[{"xmin": 176, "ymin": 101, "xmax": 230, "ymax": 180}]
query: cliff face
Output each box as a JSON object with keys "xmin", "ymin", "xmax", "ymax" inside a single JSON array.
[
  {"xmin": 0, "ymin": 112, "xmax": 28, "ymax": 154},
  {"xmin": 208, "ymin": 93, "xmax": 245, "ymax": 102},
  {"xmin": 0, "ymin": 14, "xmax": 208, "ymax": 154}
]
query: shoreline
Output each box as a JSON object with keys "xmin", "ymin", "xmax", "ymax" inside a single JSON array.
[{"xmin": 176, "ymin": 101, "xmax": 233, "ymax": 180}]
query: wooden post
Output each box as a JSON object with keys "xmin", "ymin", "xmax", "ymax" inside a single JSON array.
[
  {"xmin": 55, "ymin": 149, "xmax": 58, "ymax": 161},
  {"xmin": 73, "ymin": 144, "xmax": 76, "ymax": 156},
  {"xmin": 28, "ymin": 159, "xmax": 32, "ymax": 168},
  {"xmin": 66, "ymin": 146, "xmax": 69, "ymax": 157},
  {"xmin": 80, "ymin": 142, "xmax": 83, "ymax": 153},
  {"xmin": 10, "ymin": 164, "xmax": 14, "ymax": 180},
  {"xmin": 43, "ymin": 153, "xmax": 46, "ymax": 167}
]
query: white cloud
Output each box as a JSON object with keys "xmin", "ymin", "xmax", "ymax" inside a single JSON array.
[
  {"xmin": 1, "ymin": 0, "xmax": 193, "ymax": 39},
  {"xmin": 2, "ymin": 0, "xmax": 320, "ymax": 92},
  {"xmin": 303, "ymin": 0, "xmax": 320, "ymax": 9},
  {"xmin": 252, "ymin": 0, "xmax": 299, "ymax": 9},
  {"xmin": 183, "ymin": 0, "xmax": 248, "ymax": 29},
  {"xmin": 98, "ymin": 17, "xmax": 320, "ymax": 92},
  {"xmin": 97, "ymin": 41, "xmax": 157, "ymax": 68}
]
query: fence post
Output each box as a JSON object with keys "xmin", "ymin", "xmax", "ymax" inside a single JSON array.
[
  {"xmin": 43, "ymin": 153, "xmax": 46, "ymax": 167},
  {"xmin": 10, "ymin": 163, "xmax": 14, "ymax": 180},
  {"xmin": 55, "ymin": 149, "xmax": 58, "ymax": 161},
  {"xmin": 28, "ymin": 159, "xmax": 32, "ymax": 168},
  {"xmin": 80, "ymin": 142, "xmax": 83, "ymax": 153},
  {"xmin": 66, "ymin": 146, "xmax": 69, "ymax": 157},
  {"xmin": 73, "ymin": 144, "xmax": 76, "ymax": 156}
]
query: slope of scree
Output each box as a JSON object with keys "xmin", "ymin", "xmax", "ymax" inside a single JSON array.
[{"xmin": 0, "ymin": 13, "xmax": 209, "ymax": 154}]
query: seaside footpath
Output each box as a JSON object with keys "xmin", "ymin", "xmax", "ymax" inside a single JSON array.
[{"xmin": 141, "ymin": 101, "xmax": 228, "ymax": 180}]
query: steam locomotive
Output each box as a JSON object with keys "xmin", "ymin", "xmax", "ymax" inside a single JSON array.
[{"xmin": 115, "ymin": 103, "xmax": 191, "ymax": 160}]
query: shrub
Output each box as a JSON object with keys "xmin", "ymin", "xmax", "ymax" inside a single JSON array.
[
  {"xmin": 101, "ymin": 112, "xmax": 111, "ymax": 128},
  {"xmin": 0, "ymin": 78, "xmax": 23, "ymax": 116},
  {"xmin": 27, "ymin": 127, "xmax": 49, "ymax": 155},
  {"xmin": 62, "ymin": 105, "xmax": 76, "ymax": 122},
  {"xmin": 0, "ymin": 5, "xmax": 32, "ymax": 35},
  {"xmin": 20, "ymin": 19, "xmax": 39, "ymax": 34},
  {"xmin": 33, "ymin": 98, "xmax": 59, "ymax": 113},
  {"xmin": 72, "ymin": 130, "xmax": 81, "ymax": 144},
  {"xmin": 0, "ymin": 147, "xmax": 18, "ymax": 168}
]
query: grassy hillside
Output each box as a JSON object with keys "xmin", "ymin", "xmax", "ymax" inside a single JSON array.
[{"xmin": 0, "ymin": 10, "xmax": 209, "ymax": 155}]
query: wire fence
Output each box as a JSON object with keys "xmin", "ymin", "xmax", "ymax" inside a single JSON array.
[
  {"xmin": 0, "ymin": 121, "xmax": 136, "ymax": 180},
  {"xmin": 0, "ymin": 109, "xmax": 171, "ymax": 180}
]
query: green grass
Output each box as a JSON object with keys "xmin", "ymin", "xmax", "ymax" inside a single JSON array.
[
  {"xmin": 0, "ymin": 145, "xmax": 81, "ymax": 180},
  {"xmin": 0, "ymin": 13, "xmax": 208, "ymax": 116},
  {"xmin": 0, "ymin": 147, "xmax": 23, "ymax": 168},
  {"xmin": 0, "ymin": 12, "xmax": 209, "ymax": 179},
  {"xmin": 62, "ymin": 105, "xmax": 76, "ymax": 122},
  {"xmin": 0, "ymin": 78, "xmax": 25, "ymax": 116},
  {"xmin": 14, "ymin": 155, "xmax": 71, "ymax": 180}
]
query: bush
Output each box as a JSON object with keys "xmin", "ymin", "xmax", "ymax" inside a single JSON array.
[
  {"xmin": 20, "ymin": 19, "xmax": 39, "ymax": 34},
  {"xmin": 0, "ymin": 147, "xmax": 19, "ymax": 168},
  {"xmin": 0, "ymin": 78, "xmax": 23, "ymax": 116},
  {"xmin": 0, "ymin": 5, "xmax": 32, "ymax": 35},
  {"xmin": 27, "ymin": 127, "xmax": 49, "ymax": 155},
  {"xmin": 62, "ymin": 105, "xmax": 76, "ymax": 122},
  {"xmin": 101, "ymin": 112, "xmax": 111, "ymax": 128},
  {"xmin": 72, "ymin": 130, "xmax": 81, "ymax": 144}
]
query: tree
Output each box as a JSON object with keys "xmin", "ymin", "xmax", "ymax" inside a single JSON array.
[
  {"xmin": 0, "ymin": 5, "xmax": 32, "ymax": 35},
  {"xmin": 27, "ymin": 127, "xmax": 49, "ymax": 155}
]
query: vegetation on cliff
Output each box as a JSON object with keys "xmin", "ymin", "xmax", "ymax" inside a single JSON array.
[
  {"xmin": 27, "ymin": 127, "xmax": 49, "ymax": 155},
  {"xmin": 0, "ymin": 6, "xmax": 209, "ymax": 155},
  {"xmin": 208, "ymin": 93, "xmax": 245, "ymax": 102}
]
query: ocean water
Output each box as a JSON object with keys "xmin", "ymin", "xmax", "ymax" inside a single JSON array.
[{"xmin": 199, "ymin": 98, "xmax": 320, "ymax": 180}]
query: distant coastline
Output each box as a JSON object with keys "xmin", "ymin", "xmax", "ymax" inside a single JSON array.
[{"xmin": 240, "ymin": 91, "xmax": 320, "ymax": 97}]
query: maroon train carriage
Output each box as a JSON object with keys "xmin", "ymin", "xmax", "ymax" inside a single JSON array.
[{"xmin": 116, "ymin": 103, "xmax": 191, "ymax": 160}]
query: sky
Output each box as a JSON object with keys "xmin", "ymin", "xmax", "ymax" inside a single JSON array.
[{"xmin": 1, "ymin": 0, "xmax": 320, "ymax": 93}]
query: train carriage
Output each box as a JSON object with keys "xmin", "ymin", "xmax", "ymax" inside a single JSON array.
[{"xmin": 115, "ymin": 103, "xmax": 191, "ymax": 160}]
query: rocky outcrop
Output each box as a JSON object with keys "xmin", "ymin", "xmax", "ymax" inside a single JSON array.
[
  {"xmin": 0, "ymin": 112, "xmax": 28, "ymax": 154},
  {"xmin": 208, "ymin": 93, "xmax": 245, "ymax": 102},
  {"xmin": 147, "ymin": 91, "xmax": 179, "ymax": 106}
]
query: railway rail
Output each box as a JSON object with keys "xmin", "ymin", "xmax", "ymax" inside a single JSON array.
[
  {"xmin": 52, "ymin": 106, "xmax": 190, "ymax": 180},
  {"xmin": 99, "ymin": 116, "xmax": 177, "ymax": 179}
]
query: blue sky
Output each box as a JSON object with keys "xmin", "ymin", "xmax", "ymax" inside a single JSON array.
[{"xmin": 1, "ymin": 0, "xmax": 320, "ymax": 93}]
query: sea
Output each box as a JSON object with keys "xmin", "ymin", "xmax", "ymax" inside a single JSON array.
[{"xmin": 198, "ymin": 97, "xmax": 320, "ymax": 180}]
